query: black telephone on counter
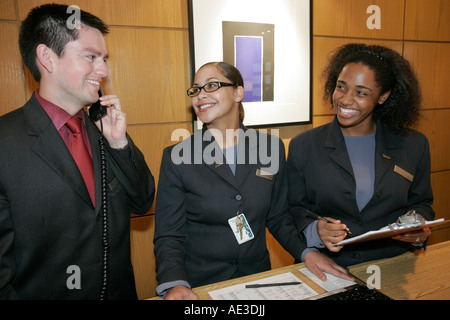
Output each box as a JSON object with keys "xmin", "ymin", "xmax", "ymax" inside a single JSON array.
[{"xmin": 89, "ymin": 89, "xmax": 107, "ymax": 121}]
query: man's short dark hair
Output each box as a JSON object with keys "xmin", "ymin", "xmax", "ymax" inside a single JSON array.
[{"xmin": 19, "ymin": 3, "xmax": 109, "ymax": 82}]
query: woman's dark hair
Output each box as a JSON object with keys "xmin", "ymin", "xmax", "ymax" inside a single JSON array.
[
  {"xmin": 323, "ymin": 43, "xmax": 422, "ymax": 132},
  {"xmin": 200, "ymin": 62, "xmax": 245, "ymax": 122},
  {"xmin": 19, "ymin": 3, "xmax": 109, "ymax": 82}
]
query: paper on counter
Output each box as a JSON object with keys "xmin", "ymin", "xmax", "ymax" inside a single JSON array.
[
  {"xmin": 208, "ymin": 272, "xmax": 318, "ymax": 300},
  {"xmin": 299, "ymin": 267, "xmax": 355, "ymax": 292}
]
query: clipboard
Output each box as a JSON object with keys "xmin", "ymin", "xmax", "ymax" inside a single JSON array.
[{"xmin": 334, "ymin": 218, "xmax": 447, "ymax": 246}]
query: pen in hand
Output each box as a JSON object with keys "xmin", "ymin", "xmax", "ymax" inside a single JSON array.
[{"xmin": 306, "ymin": 209, "xmax": 352, "ymax": 235}]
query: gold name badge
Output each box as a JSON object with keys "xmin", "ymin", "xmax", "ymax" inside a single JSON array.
[
  {"xmin": 256, "ymin": 168, "xmax": 273, "ymax": 180},
  {"xmin": 394, "ymin": 165, "xmax": 414, "ymax": 182}
]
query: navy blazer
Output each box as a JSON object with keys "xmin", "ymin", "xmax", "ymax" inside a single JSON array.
[
  {"xmin": 287, "ymin": 117, "xmax": 434, "ymax": 267},
  {"xmin": 154, "ymin": 125, "xmax": 306, "ymax": 288},
  {"xmin": 0, "ymin": 94, "xmax": 155, "ymax": 299}
]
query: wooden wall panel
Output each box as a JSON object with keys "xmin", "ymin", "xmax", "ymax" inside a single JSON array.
[
  {"xmin": 313, "ymin": 115, "xmax": 334, "ymax": 128},
  {"xmin": 431, "ymin": 170, "xmax": 450, "ymax": 216},
  {"xmin": 429, "ymin": 170, "xmax": 450, "ymax": 244},
  {"xmin": 0, "ymin": 22, "xmax": 27, "ymax": 115},
  {"xmin": 126, "ymin": 123, "xmax": 192, "ymax": 193},
  {"xmin": 414, "ymin": 109, "xmax": 450, "ymax": 173},
  {"xmin": 404, "ymin": 0, "xmax": 450, "ymax": 41},
  {"xmin": 313, "ymin": 0, "xmax": 405, "ymax": 39},
  {"xmin": 431, "ymin": 170, "xmax": 450, "ymax": 224},
  {"xmin": 24, "ymin": 65, "xmax": 38, "ymax": 99},
  {"xmin": 0, "ymin": 0, "xmax": 17, "ymax": 20},
  {"xmin": 106, "ymin": 27, "xmax": 192, "ymax": 125},
  {"xmin": 266, "ymin": 229, "xmax": 294, "ymax": 269},
  {"xmin": 17, "ymin": 0, "xmax": 189, "ymax": 28},
  {"xmin": 403, "ymin": 41, "xmax": 450, "ymax": 109},
  {"xmin": 130, "ymin": 215, "xmax": 156, "ymax": 300}
]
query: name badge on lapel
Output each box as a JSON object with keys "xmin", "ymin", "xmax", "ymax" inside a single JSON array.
[
  {"xmin": 256, "ymin": 168, "xmax": 274, "ymax": 180},
  {"xmin": 394, "ymin": 165, "xmax": 414, "ymax": 182},
  {"xmin": 228, "ymin": 211, "xmax": 255, "ymax": 245}
]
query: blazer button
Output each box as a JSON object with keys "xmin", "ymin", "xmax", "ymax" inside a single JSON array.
[{"xmin": 235, "ymin": 194, "xmax": 242, "ymax": 201}]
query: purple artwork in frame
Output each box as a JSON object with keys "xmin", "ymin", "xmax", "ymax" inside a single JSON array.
[{"xmin": 235, "ymin": 36, "xmax": 263, "ymax": 102}]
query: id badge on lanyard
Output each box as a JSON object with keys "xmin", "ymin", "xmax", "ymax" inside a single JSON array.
[{"xmin": 228, "ymin": 210, "xmax": 255, "ymax": 245}]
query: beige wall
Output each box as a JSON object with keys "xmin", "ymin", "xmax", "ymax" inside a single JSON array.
[{"xmin": 1, "ymin": 0, "xmax": 449, "ymax": 299}]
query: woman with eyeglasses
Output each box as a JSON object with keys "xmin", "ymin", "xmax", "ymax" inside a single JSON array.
[{"xmin": 153, "ymin": 62, "xmax": 352, "ymax": 300}]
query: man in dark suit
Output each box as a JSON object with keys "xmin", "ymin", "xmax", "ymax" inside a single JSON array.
[{"xmin": 0, "ymin": 4, "xmax": 155, "ymax": 299}]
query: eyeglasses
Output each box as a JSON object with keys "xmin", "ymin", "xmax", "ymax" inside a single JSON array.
[{"xmin": 187, "ymin": 81, "xmax": 235, "ymax": 97}]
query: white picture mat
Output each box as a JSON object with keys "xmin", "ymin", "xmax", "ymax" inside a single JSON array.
[{"xmin": 191, "ymin": 0, "xmax": 311, "ymax": 127}]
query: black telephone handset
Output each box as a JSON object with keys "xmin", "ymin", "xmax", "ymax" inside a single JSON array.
[{"xmin": 89, "ymin": 89, "xmax": 107, "ymax": 122}]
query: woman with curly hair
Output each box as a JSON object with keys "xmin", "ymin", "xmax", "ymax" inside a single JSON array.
[{"xmin": 287, "ymin": 43, "xmax": 434, "ymax": 272}]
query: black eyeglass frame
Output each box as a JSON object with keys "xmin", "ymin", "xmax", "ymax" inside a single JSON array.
[{"xmin": 186, "ymin": 81, "xmax": 235, "ymax": 97}]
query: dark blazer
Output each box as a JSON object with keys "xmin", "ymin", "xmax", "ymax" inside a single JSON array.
[
  {"xmin": 287, "ymin": 117, "xmax": 434, "ymax": 267},
  {"xmin": 0, "ymin": 94, "xmax": 155, "ymax": 299},
  {"xmin": 154, "ymin": 125, "xmax": 306, "ymax": 288}
]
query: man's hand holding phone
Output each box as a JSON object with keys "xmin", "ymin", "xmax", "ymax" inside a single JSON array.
[{"xmin": 89, "ymin": 93, "xmax": 128, "ymax": 149}]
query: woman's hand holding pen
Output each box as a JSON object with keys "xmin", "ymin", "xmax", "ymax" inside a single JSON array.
[{"xmin": 317, "ymin": 217, "xmax": 349, "ymax": 252}]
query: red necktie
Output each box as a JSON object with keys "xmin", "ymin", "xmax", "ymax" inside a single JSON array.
[{"xmin": 66, "ymin": 117, "xmax": 95, "ymax": 207}]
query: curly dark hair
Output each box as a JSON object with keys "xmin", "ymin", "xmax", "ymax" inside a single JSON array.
[{"xmin": 322, "ymin": 43, "xmax": 422, "ymax": 133}]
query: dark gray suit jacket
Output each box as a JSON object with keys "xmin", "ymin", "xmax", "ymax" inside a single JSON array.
[
  {"xmin": 287, "ymin": 117, "xmax": 434, "ymax": 267},
  {"xmin": 0, "ymin": 94, "xmax": 155, "ymax": 299},
  {"xmin": 154, "ymin": 125, "xmax": 306, "ymax": 288}
]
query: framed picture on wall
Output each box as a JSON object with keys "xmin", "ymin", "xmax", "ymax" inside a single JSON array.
[{"xmin": 188, "ymin": 0, "xmax": 312, "ymax": 128}]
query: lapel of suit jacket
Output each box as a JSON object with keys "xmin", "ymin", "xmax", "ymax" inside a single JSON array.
[
  {"xmin": 324, "ymin": 118, "xmax": 354, "ymax": 177},
  {"xmin": 199, "ymin": 124, "xmax": 257, "ymax": 190},
  {"xmin": 24, "ymin": 96, "xmax": 94, "ymax": 209},
  {"xmin": 234, "ymin": 125, "xmax": 258, "ymax": 187},
  {"xmin": 196, "ymin": 126, "xmax": 240, "ymax": 190},
  {"xmin": 325, "ymin": 117, "xmax": 398, "ymax": 197},
  {"xmin": 373, "ymin": 120, "xmax": 396, "ymax": 187}
]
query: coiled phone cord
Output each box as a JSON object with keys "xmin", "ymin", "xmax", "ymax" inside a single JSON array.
[{"xmin": 98, "ymin": 122, "xmax": 109, "ymax": 300}]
